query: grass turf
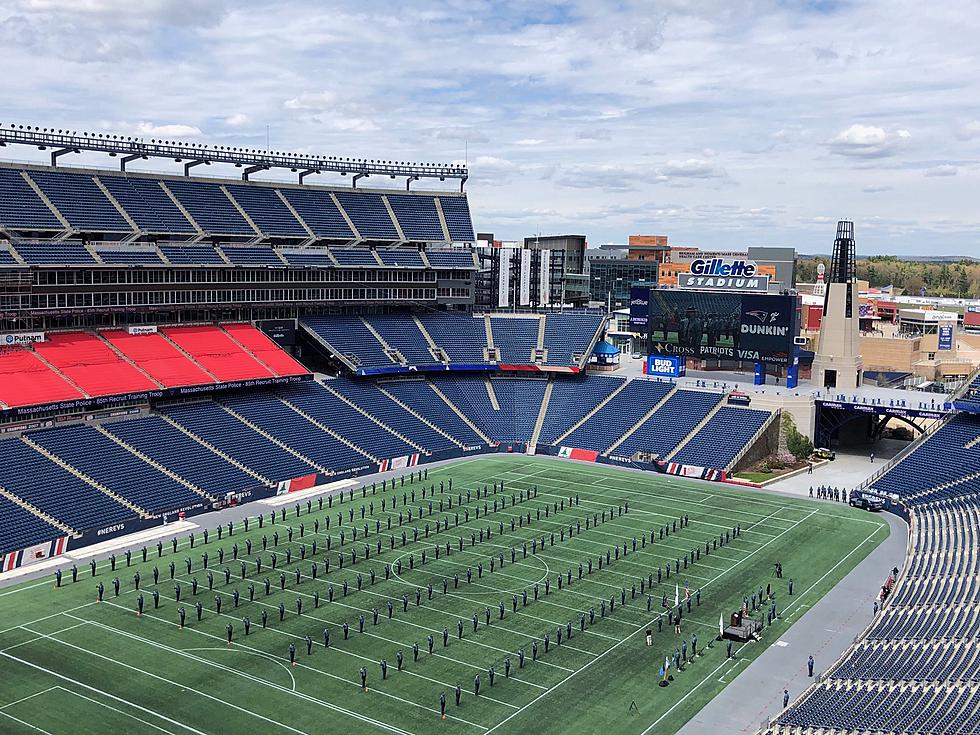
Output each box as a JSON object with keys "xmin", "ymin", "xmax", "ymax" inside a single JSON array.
[{"xmin": 0, "ymin": 455, "xmax": 888, "ymax": 735}]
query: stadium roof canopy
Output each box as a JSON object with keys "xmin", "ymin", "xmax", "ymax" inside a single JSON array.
[{"xmin": 0, "ymin": 123, "xmax": 468, "ymax": 190}]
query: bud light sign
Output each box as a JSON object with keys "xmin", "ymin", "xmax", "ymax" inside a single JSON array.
[{"xmin": 645, "ymin": 355, "xmax": 686, "ymax": 378}]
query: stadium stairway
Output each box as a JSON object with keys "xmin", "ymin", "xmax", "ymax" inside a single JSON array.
[
  {"xmin": 93, "ymin": 424, "xmax": 215, "ymax": 502},
  {"xmin": 158, "ymin": 411, "xmax": 271, "ymax": 484},
  {"xmin": 97, "ymin": 333, "xmax": 166, "ymax": 389},
  {"xmin": 375, "ymin": 384, "xmax": 467, "ymax": 449},
  {"xmin": 158, "ymin": 331, "xmax": 221, "ymax": 382},
  {"xmin": 484, "ymin": 377, "xmax": 500, "ymax": 410},
  {"xmin": 19, "ymin": 434, "xmax": 151, "ymax": 518},
  {"xmin": 0, "ymin": 484, "xmax": 76, "ymax": 537},
  {"xmin": 663, "ymin": 396, "xmax": 726, "ymax": 462},
  {"xmin": 409, "ymin": 315, "xmax": 447, "ymax": 364},
  {"xmin": 318, "ymin": 380, "xmax": 427, "ymax": 454},
  {"xmin": 359, "ymin": 317, "xmax": 407, "ymax": 366},
  {"xmin": 274, "ymin": 391, "xmax": 380, "ymax": 463},
  {"xmin": 29, "ymin": 347, "xmax": 90, "ymax": 398},
  {"xmin": 214, "ymin": 401, "xmax": 332, "ymax": 475},
  {"xmin": 529, "ymin": 380, "xmax": 555, "ymax": 446},
  {"xmin": 605, "ymin": 385, "xmax": 678, "ymax": 455},
  {"xmin": 552, "ymin": 378, "xmax": 630, "ymax": 445},
  {"xmin": 426, "ymin": 381, "xmax": 493, "ymax": 444},
  {"xmin": 483, "ymin": 314, "xmax": 495, "ymax": 362}
]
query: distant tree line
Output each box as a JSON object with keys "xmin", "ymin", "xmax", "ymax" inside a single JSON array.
[{"xmin": 797, "ymin": 256, "xmax": 980, "ymax": 298}]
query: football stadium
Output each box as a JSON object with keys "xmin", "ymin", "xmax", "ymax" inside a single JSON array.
[{"xmin": 0, "ymin": 7, "xmax": 978, "ymax": 732}]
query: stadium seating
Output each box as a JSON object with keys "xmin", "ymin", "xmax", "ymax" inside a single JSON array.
[
  {"xmin": 538, "ymin": 375, "xmax": 626, "ymax": 445},
  {"xmin": 278, "ymin": 381, "xmax": 415, "ymax": 460},
  {"xmin": 224, "ymin": 184, "xmax": 307, "ymax": 237},
  {"xmin": 95, "ymin": 246, "xmax": 164, "ymax": 265},
  {"xmin": 332, "ymin": 378, "xmax": 457, "ymax": 452},
  {"xmin": 671, "ymin": 406, "xmax": 770, "ymax": 468},
  {"xmin": 333, "ymin": 192, "xmax": 398, "ymax": 240},
  {"xmin": 28, "ymin": 170, "xmax": 131, "ymax": 232},
  {"xmin": 162, "ymin": 401, "xmax": 317, "ymax": 480},
  {"xmin": 0, "ymin": 168, "xmax": 63, "ymax": 230},
  {"xmin": 98, "ymin": 176, "xmax": 196, "ymax": 234},
  {"xmin": 277, "ymin": 188, "xmax": 355, "ymax": 239},
  {"xmin": 491, "ymin": 376, "xmax": 550, "ymax": 442},
  {"xmin": 379, "ymin": 379, "xmax": 487, "ymax": 446},
  {"xmin": 159, "ymin": 245, "xmax": 225, "ymax": 265},
  {"xmin": 219, "ymin": 392, "xmax": 371, "ymax": 470},
  {"xmin": 430, "ymin": 374, "xmax": 548, "ymax": 442},
  {"xmin": 27, "ymin": 425, "xmax": 205, "ymax": 513},
  {"xmin": 0, "ymin": 438, "xmax": 134, "ymax": 531},
  {"xmin": 561, "ymin": 379, "xmax": 674, "ymax": 452},
  {"xmin": 301, "ymin": 315, "xmax": 395, "ymax": 369},
  {"xmin": 14, "ymin": 242, "xmax": 96, "ymax": 265},
  {"xmin": 425, "ymin": 250, "xmax": 476, "ymax": 268},
  {"xmin": 33, "ymin": 332, "xmax": 158, "ymax": 395},
  {"xmin": 330, "ymin": 248, "xmax": 379, "ymax": 266},
  {"xmin": 615, "ymin": 390, "xmax": 721, "ymax": 459},
  {"xmin": 0, "ymin": 347, "xmax": 84, "ymax": 407},
  {"xmin": 490, "ymin": 316, "xmax": 539, "ymax": 364},
  {"xmin": 222, "ymin": 324, "xmax": 308, "ymax": 376},
  {"xmin": 162, "ymin": 325, "xmax": 275, "ymax": 381},
  {"xmin": 101, "ymin": 330, "xmax": 215, "ymax": 388},
  {"xmin": 543, "ymin": 312, "xmax": 604, "ymax": 365},
  {"xmin": 0, "ymin": 495, "xmax": 64, "ymax": 556},
  {"xmin": 376, "ymin": 248, "xmax": 425, "ymax": 267},
  {"xmin": 363, "ymin": 313, "xmax": 439, "ymax": 366},
  {"xmin": 281, "ymin": 248, "xmax": 334, "ymax": 267},
  {"xmin": 104, "ymin": 415, "xmax": 258, "ymax": 498},
  {"xmin": 436, "ymin": 197, "xmax": 475, "ymax": 242},
  {"xmin": 219, "ymin": 246, "xmax": 285, "ymax": 266},
  {"xmin": 416, "ymin": 312, "xmax": 487, "ymax": 363},
  {"xmin": 385, "ymin": 194, "xmax": 445, "ymax": 241},
  {"xmin": 164, "ymin": 180, "xmax": 255, "ymax": 235}
]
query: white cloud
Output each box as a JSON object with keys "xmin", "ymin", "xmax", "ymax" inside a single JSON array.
[
  {"xmin": 925, "ymin": 164, "xmax": 957, "ymax": 177},
  {"xmin": 98, "ymin": 120, "xmax": 202, "ymax": 138},
  {"xmin": 514, "ymin": 139, "xmax": 545, "ymax": 146},
  {"xmin": 224, "ymin": 113, "xmax": 250, "ymax": 128},
  {"xmin": 955, "ymin": 120, "xmax": 980, "ymax": 141},
  {"xmin": 827, "ymin": 124, "xmax": 911, "ymax": 159},
  {"xmin": 656, "ymin": 159, "xmax": 726, "ymax": 180}
]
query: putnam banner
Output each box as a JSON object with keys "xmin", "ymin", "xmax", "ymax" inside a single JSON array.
[
  {"xmin": 378, "ymin": 454, "xmax": 421, "ymax": 473},
  {"xmin": 558, "ymin": 447, "xmax": 599, "ymax": 462}
]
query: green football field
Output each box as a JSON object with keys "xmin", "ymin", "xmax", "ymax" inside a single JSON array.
[{"xmin": 0, "ymin": 456, "xmax": 889, "ymax": 735}]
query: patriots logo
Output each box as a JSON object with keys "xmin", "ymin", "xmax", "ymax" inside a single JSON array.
[{"xmin": 746, "ymin": 310, "xmax": 779, "ymax": 323}]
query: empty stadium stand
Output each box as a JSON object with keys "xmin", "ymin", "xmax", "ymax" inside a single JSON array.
[
  {"xmin": 767, "ymin": 413, "xmax": 980, "ymax": 735},
  {"xmin": 614, "ymin": 389, "xmax": 721, "ymax": 459},
  {"xmin": 671, "ymin": 406, "xmax": 771, "ymax": 468},
  {"xmin": 162, "ymin": 325, "xmax": 274, "ymax": 382},
  {"xmin": 560, "ymin": 379, "xmax": 675, "ymax": 453},
  {"xmin": 101, "ymin": 329, "xmax": 216, "ymax": 388},
  {"xmin": 0, "ymin": 347, "xmax": 83, "ymax": 408},
  {"xmin": 33, "ymin": 332, "xmax": 159, "ymax": 395}
]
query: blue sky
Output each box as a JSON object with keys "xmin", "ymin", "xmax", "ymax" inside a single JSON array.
[{"xmin": 1, "ymin": 0, "xmax": 978, "ymax": 255}]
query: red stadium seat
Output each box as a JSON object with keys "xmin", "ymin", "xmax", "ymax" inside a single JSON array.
[
  {"xmin": 102, "ymin": 330, "xmax": 215, "ymax": 388},
  {"xmin": 222, "ymin": 323, "xmax": 308, "ymax": 376},
  {"xmin": 33, "ymin": 333, "xmax": 156, "ymax": 395},
  {"xmin": 162, "ymin": 325, "xmax": 275, "ymax": 382},
  {"xmin": 0, "ymin": 347, "xmax": 84, "ymax": 407}
]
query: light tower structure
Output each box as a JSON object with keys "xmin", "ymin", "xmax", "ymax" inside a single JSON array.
[{"xmin": 812, "ymin": 220, "xmax": 863, "ymax": 389}]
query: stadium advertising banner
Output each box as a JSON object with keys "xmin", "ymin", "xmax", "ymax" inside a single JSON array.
[
  {"xmin": 677, "ymin": 257, "xmax": 770, "ymax": 292},
  {"xmin": 629, "ymin": 285, "xmax": 650, "ymax": 330},
  {"xmin": 637, "ymin": 287, "xmax": 798, "ymax": 366},
  {"xmin": 938, "ymin": 324, "xmax": 954, "ymax": 350},
  {"xmin": 645, "ymin": 355, "xmax": 686, "ymax": 378},
  {"xmin": 1, "ymin": 331, "xmax": 45, "ymax": 345}
]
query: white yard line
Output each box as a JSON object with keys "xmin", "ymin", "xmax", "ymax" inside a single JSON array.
[{"xmin": 482, "ymin": 507, "xmax": 818, "ymax": 735}]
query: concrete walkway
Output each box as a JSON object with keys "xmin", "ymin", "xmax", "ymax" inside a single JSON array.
[{"xmin": 676, "ymin": 452, "xmax": 910, "ymax": 735}]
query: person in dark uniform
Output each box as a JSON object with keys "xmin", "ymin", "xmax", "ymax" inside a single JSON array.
[
  {"xmin": 532, "ymin": 640, "xmax": 538, "ymax": 661},
  {"xmin": 244, "ymin": 616, "xmax": 251, "ymax": 636},
  {"xmin": 413, "ymin": 641, "xmax": 420, "ymax": 662},
  {"xmin": 306, "ymin": 635, "xmax": 314, "ymax": 655},
  {"xmin": 96, "ymin": 581, "xmax": 105, "ymax": 602},
  {"xmin": 278, "ymin": 602, "xmax": 285, "ymax": 622},
  {"xmin": 726, "ymin": 639, "xmax": 733, "ymax": 659},
  {"xmin": 518, "ymin": 648, "xmax": 525, "ymax": 668},
  {"xmin": 323, "ymin": 628, "xmax": 330, "ymax": 648},
  {"xmin": 443, "ymin": 627, "xmax": 449, "ymax": 647},
  {"xmin": 152, "ymin": 589, "xmax": 160, "ymax": 609},
  {"xmin": 454, "ymin": 683, "xmax": 462, "ymax": 707},
  {"xmin": 440, "ymin": 691, "xmax": 447, "ymax": 720},
  {"xmin": 458, "ymin": 620, "xmax": 464, "ymax": 639},
  {"xmin": 178, "ymin": 606, "xmax": 186, "ymax": 629},
  {"xmin": 196, "ymin": 601, "xmax": 204, "ymax": 621},
  {"xmin": 427, "ymin": 634, "xmax": 434, "ymax": 655},
  {"xmin": 289, "ymin": 642, "xmax": 297, "ymax": 666},
  {"xmin": 473, "ymin": 674, "xmax": 481, "ymax": 697},
  {"xmin": 343, "ymin": 622, "xmax": 350, "ymax": 640},
  {"xmin": 261, "ymin": 609, "xmax": 268, "ymax": 628},
  {"xmin": 226, "ymin": 623, "xmax": 234, "ymax": 646},
  {"xmin": 396, "ymin": 650, "xmax": 404, "ymax": 671},
  {"xmin": 380, "ymin": 657, "xmax": 388, "ymax": 680},
  {"xmin": 782, "ymin": 689, "xmax": 789, "ymax": 708},
  {"xmin": 136, "ymin": 593, "xmax": 144, "ymax": 617}
]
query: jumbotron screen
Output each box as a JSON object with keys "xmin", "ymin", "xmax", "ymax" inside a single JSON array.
[{"xmin": 629, "ymin": 286, "xmax": 800, "ymax": 365}]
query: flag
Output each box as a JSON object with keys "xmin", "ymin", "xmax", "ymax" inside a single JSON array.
[
  {"xmin": 664, "ymin": 656, "xmax": 670, "ymax": 675},
  {"xmin": 674, "ymin": 584, "xmax": 679, "ymax": 608},
  {"xmin": 719, "ymin": 612, "xmax": 725, "ymax": 638},
  {"xmin": 658, "ymin": 664, "xmax": 665, "ymax": 679}
]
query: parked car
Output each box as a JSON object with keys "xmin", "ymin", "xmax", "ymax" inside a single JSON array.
[
  {"xmin": 812, "ymin": 447, "xmax": 836, "ymax": 461},
  {"xmin": 849, "ymin": 493, "xmax": 885, "ymax": 511}
]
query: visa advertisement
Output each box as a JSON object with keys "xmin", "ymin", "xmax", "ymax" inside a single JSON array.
[{"xmin": 631, "ymin": 287, "xmax": 799, "ymax": 366}]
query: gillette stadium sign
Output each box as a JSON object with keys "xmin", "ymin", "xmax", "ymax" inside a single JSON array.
[{"xmin": 678, "ymin": 258, "xmax": 770, "ymax": 293}]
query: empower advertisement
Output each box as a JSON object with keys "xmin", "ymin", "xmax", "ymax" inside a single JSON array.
[{"xmin": 636, "ymin": 288, "xmax": 798, "ymax": 365}]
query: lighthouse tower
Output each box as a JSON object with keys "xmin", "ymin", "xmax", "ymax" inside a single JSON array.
[{"xmin": 812, "ymin": 220, "xmax": 863, "ymax": 390}]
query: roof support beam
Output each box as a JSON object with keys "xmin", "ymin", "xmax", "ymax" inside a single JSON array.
[
  {"xmin": 120, "ymin": 153, "xmax": 146, "ymax": 172},
  {"xmin": 242, "ymin": 164, "xmax": 269, "ymax": 181},
  {"xmin": 183, "ymin": 159, "xmax": 209, "ymax": 177},
  {"xmin": 298, "ymin": 168, "xmax": 320, "ymax": 184},
  {"xmin": 405, "ymin": 175, "xmax": 419, "ymax": 191},
  {"xmin": 50, "ymin": 147, "xmax": 79, "ymax": 166},
  {"xmin": 352, "ymin": 172, "xmax": 369, "ymax": 188}
]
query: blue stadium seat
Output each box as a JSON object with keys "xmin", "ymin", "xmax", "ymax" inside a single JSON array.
[
  {"xmin": 490, "ymin": 316, "xmax": 539, "ymax": 364},
  {"xmin": 14, "ymin": 242, "xmax": 96, "ymax": 265},
  {"xmin": 334, "ymin": 192, "xmax": 398, "ymax": 240},
  {"xmin": 380, "ymin": 379, "xmax": 486, "ymax": 446},
  {"xmin": 220, "ymin": 246, "xmax": 285, "ymax": 266},
  {"xmin": 436, "ymin": 196, "xmax": 475, "ymax": 241},
  {"xmin": 417, "ymin": 312, "xmax": 487, "ymax": 363},
  {"xmin": 616, "ymin": 390, "xmax": 721, "ymax": 459},
  {"xmin": 543, "ymin": 312, "xmax": 604, "ymax": 365},
  {"xmin": 0, "ymin": 168, "xmax": 63, "ymax": 230},
  {"xmin": 277, "ymin": 188, "xmax": 354, "ymax": 239},
  {"xmin": 364, "ymin": 313, "xmax": 439, "ymax": 365},
  {"xmin": 301, "ymin": 315, "xmax": 394, "ymax": 369},
  {"xmin": 224, "ymin": 184, "xmax": 307, "ymax": 237},
  {"xmin": 160, "ymin": 245, "xmax": 226, "ymax": 265},
  {"xmin": 27, "ymin": 425, "xmax": 204, "ymax": 514},
  {"xmin": 385, "ymin": 194, "xmax": 445, "ymax": 241},
  {"xmin": 98, "ymin": 175, "xmax": 196, "ymax": 234},
  {"xmin": 538, "ymin": 375, "xmax": 627, "ymax": 445},
  {"xmin": 671, "ymin": 406, "xmax": 769, "ymax": 468},
  {"xmin": 377, "ymin": 248, "xmax": 425, "ymax": 267},
  {"xmin": 164, "ymin": 180, "xmax": 255, "ymax": 235},
  {"xmin": 330, "ymin": 248, "xmax": 379, "ymax": 266},
  {"xmin": 29, "ymin": 170, "xmax": 132, "ymax": 232},
  {"xmin": 425, "ymin": 250, "xmax": 476, "ymax": 269},
  {"xmin": 561, "ymin": 379, "xmax": 674, "ymax": 452},
  {"xmin": 0, "ymin": 495, "xmax": 64, "ymax": 555},
  {"xmin": 96, "ymin": 247, "xmax": 164, "ymax": 265},
  {"xmin": 281, "ymin": 248, "xmax": 334, "ymax": 267}
]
